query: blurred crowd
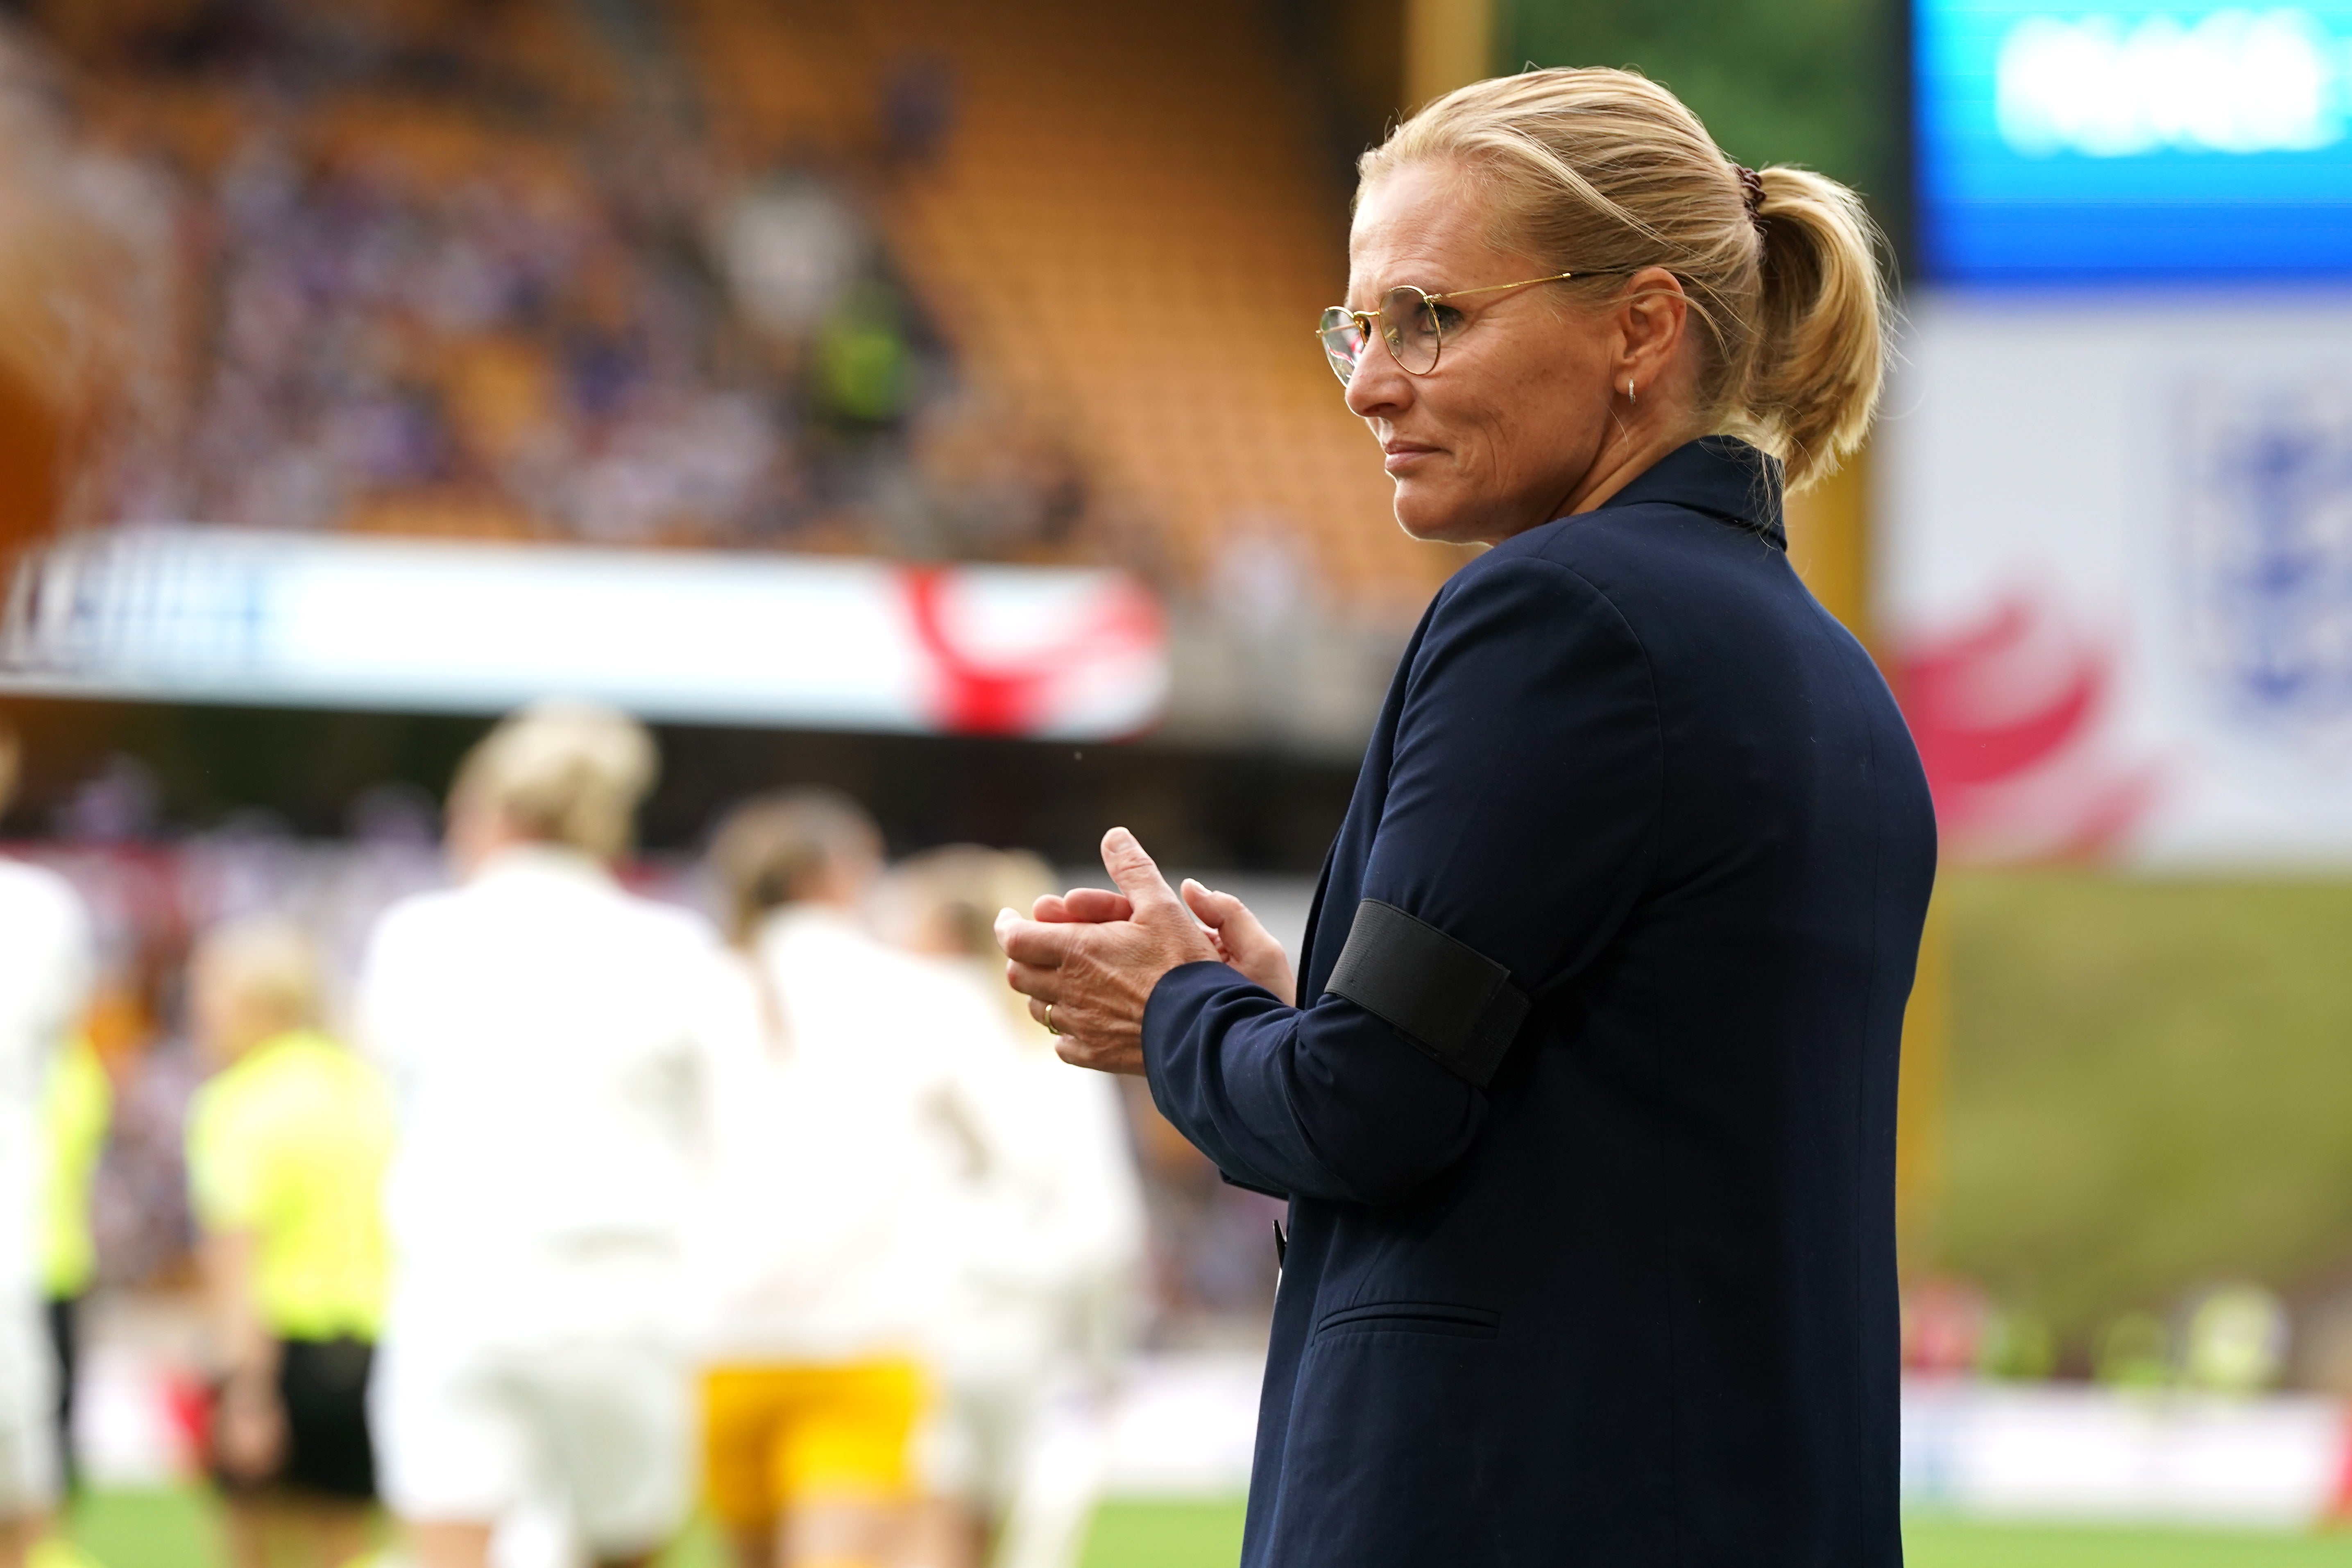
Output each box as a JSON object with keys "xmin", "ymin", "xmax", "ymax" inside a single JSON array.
[
  {"xmin": 0, "ymin": 706, "xmax": 1280, "ymax": 1568},
  {"xmin": 1902, "ymin": 1274, "xmax": 2298, "ymax": 1396},
  {"xmin": 21, "ymin": 1, "xmax": 1107, "ymax": 566}
]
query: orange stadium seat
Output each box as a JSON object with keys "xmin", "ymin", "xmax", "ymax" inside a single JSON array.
[{"xmin": 672, "ymin": 0, "xmax": 1459, "ymax": 605}]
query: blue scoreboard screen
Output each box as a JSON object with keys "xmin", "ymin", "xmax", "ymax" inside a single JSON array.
[{"xmin": 1918, "ymin": 2, "xmax": 2352, "ymax": 283}]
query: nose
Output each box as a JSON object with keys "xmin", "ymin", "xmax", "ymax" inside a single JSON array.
[{"xmin": 1344, "ymin": 340, "xmax": 1412, "ymax": 421}]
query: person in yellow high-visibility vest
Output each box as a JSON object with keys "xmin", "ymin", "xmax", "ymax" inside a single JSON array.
[
  {"xmin": 36, "ymin": 1036, "xmax": 108, "ymax": 1496},
  {"xmin": 0, "ymin": 725, "xmax": 95, "ymax": 1568},
  {"xmin": 184, "ymin": 918, "xmax": 392, "ymax": 1568}
]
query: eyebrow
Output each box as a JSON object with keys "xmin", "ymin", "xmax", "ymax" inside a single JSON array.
[{"xmin": 1346, "ymin": 272, "xmax": 1448, "ymax": 307}]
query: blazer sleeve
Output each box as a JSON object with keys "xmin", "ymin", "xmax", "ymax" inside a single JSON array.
[{"xmin": 1142, "ymin": 553, "xmax": 1663, "ymax": 1205}]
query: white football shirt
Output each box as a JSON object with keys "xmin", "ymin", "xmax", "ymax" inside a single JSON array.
[{"xmin": 356, "ymin": 845, "xmax": 736, "ymax": 1339}]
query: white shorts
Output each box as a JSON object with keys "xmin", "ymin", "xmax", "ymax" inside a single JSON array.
[
  {"xmin": 0, "ymin": 1295, "xmax": 57, "ymax": 1518},
  {"xmin": 372, "ymin": 1328, "xmax": 689, "ymax": 1558}
]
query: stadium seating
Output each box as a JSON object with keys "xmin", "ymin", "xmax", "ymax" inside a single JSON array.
[
  {"xmin": 35, "ymin": 0, "xmax": 1454, "ymax": 609},
  {"xmin": 674, "ymin": 0, "xmax": 1456, "ymax": 605}
]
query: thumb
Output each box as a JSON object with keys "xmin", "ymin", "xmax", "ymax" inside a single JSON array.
[
  {"xmin": 1183, "ymin": 880, "xmax": 1279, "ymax": 956},
  {"xmin": 1180, "ymin": 879, "xmax": 1246, "ymax": 934},
  {"xmin": 1099, "ymin": 826, "xmax": 1181, "ymax": 915}
]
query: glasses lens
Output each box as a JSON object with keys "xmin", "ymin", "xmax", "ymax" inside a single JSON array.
[
  {"xmin": 1319, "ymin": 307, "xmax": 1363, "ymax": 385},
  {"xmin": 1380, "ymin": 287, "xmax": 1441, "ymax": 375}
]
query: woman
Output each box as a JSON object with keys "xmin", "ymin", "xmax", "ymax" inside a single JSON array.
[
  {"xmin": 884, "ymin": 847, "xmax": 1143, "ymax": 1568},
  {"xmin": 995, "ymin": 69, "xmax": 1935, "ymax": 1567},
  {"xmin": 185, "ymin": 918, "xmax": 392, "ymax": 1568},
  {"xmin": 692, "ymin": 793, "xmax": 1016, "ymax": 1568},
  {"xmin": 358, "ymin": 702, "xmax": 732, "ymax": 1568}
]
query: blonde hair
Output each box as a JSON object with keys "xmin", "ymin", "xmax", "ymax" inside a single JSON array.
[
  {"xmin": 1362, "ymin": 67, "xmax": 1887, "ymax": 489},
  {"xmin": 889, "ymin": 845, "xmax": 1059, "ymax": 1042},
  {"xmin": 193, "ymin": 916, "xmax": 326, "ymax": 1035},
  {"xmin": 705, "ymin": 788, "xmax": 884, "ymax": 943},
  {"xmin": 892, "ymin": 844, "xmax": 1056, "ymax": 959},
  {"xmin": 451, "ymin": 699, "xmax": 657, "ymax": 860}
]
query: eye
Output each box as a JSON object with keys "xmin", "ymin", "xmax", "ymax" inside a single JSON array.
[{"xmin": 1430, "ymin": 303, "xmax": 1467, "ymax": 332}]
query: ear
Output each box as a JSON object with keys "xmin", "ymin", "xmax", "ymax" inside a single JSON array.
[{"xmin": 1614, "ymin": 266, "xmax": 1690, "ymax": 386}]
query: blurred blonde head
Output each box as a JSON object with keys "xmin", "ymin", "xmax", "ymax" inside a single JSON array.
[
  {"xmin": 886, "ymin": 845, "xmax": 1060, "ymax": 1044},
  {"xmin": 705, "ymin": 787, "xmax": 884, "ymax": 943},
  {"xmin": 1362, "ymin": 67, "xmax": 1887, "ymax": 489},
  {"xmin": 449, "ymin": 699, "xmax": 658, "ymax": 865},
  {"xmin": 190, "ymin": 915, "xmax": 326, "ymax": 1065},
  {"xmin": 886, "ymin": 844, "xmax": 1056, "ymax": 961}
]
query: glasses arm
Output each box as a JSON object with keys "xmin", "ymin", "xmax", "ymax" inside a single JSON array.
[
  {"xmin": 1320, "ymin": 268, "xmax": 1635, "ymax": 331},
  {"xmin": 1423, "ymin": 271, "xmax": 1580, "ymax": 307}
]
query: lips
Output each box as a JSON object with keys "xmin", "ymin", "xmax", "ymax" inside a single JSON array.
[{"xmin": 1382, "ymin": 441, "xmax": 1439, "ymax": 474}]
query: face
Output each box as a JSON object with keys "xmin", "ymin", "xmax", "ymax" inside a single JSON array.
[{"xmin": 1341, "ymin": 161, "xmax": 1690, "ymax": 546}]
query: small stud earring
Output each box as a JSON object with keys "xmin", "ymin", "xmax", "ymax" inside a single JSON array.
[{"xmin": 1626, "ymin": 378, "xmax": 1636, "ymax": 404}]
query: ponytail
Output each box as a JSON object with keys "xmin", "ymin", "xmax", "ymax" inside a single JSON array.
[{"xmin": 1746, "ymin": 166, "xmax": 1886, "ymax": 488}]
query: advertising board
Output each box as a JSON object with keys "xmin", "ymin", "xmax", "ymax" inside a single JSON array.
[
  {"xmin": 1879, "ymin": 296, "xmax": 2352, "ymax": 865},
  {"xmin": 1919, "ymin": 0, "xmax": 2352, "ymax": 281},
  {"xmin": 0, "ymin": 530, "xmax": 1168, "ymax": 740}
]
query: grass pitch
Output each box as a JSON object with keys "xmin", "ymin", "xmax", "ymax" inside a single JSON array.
[{"xmin": 58, "ymin": 1489, "xmax": 2352, "ymax": 1568}]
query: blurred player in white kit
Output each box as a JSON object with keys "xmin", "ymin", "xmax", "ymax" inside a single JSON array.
[
  {"xmin": 358, "ymin": 702, "xmax": 734, "ymax": 1568},
  {"xmin": 694, "ymin": 793, "xmax": 1024, "ymax": 1568},
  {"xmin": 0, "ymin": 723, "xmax": 93, "ymax": 1568},
  {"xmin": 883, "ymin": 848, "xmax": 1143, "ymax": 1568}
]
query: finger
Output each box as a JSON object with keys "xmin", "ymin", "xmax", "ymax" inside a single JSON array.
[
  {"xmin": 1099, "ymin": 826, "xmax": 1181, "ymax": 915},
  {"xmin": 1180, "ymin": 878, "xmax": 1233, "ymax": 929},
  {"xmin": 1030, "ymin": 995, "xmax": 1103, "ymax": 1047},
  {"xmin": 1004, "ymin": 959, "xmax": 1062, "ymax": 1002},
  {"xmin": 1063, "ymin": 887, "xmax": 1134, "ymax": 922},
  {"xmin": 1183, "ymin": 880, "xmax": 1278, "ymax": 955},
  {"xmin": 1031, "ymin": 889, "xmax": 1132, "ymax": 924},
  {"xmin": 993, "ymin": 911, "xmax": 1074, "ymax": 968}
]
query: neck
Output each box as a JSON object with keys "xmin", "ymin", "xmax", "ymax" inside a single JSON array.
[
  {"xmin": 459, "ymin": 833, "xmax": 597, "ymax": 881},
  {"xmin": 790, "ymin": 893, "xmax": 862, "ymax": 920},
  {"xmin": 1560, "ymin": 413, "xmax": 1708, "ymax": 520}
]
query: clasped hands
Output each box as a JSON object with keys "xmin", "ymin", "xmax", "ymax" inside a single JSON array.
[{"xmin": 994, "ymin": 826, "xmax": 1296, "ymax": 1075}]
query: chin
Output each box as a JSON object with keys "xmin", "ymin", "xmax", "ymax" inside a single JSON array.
[{"xmin": 1391, "ymin": 486, "xmax": 1483, "ymax": 546}]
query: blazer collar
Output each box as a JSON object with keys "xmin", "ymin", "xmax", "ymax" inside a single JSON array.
[{"xmin": 1592, "ymin": 435, "xmax": 1786, "ymax": 548}]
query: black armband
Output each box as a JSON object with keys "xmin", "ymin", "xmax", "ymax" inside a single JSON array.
[{"xmin": 1323, "ymin": 899, "xmax": 1530, "ymax": 1088}]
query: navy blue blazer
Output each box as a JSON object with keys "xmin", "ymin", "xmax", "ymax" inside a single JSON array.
[{"xmin": 1143, "ymin": 437, "xmax": 1936, "ymax": 1567}]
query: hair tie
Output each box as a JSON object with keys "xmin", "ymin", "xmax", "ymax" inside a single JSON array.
[{"xmin": 1734, "ymin": 164, "xmax": 1765, "ymax": 223}]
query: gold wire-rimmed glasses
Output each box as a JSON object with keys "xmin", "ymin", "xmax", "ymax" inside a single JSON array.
[{"xmin": 1316, "ymin": 271, "xmax": 1623, "ymax": 386}]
